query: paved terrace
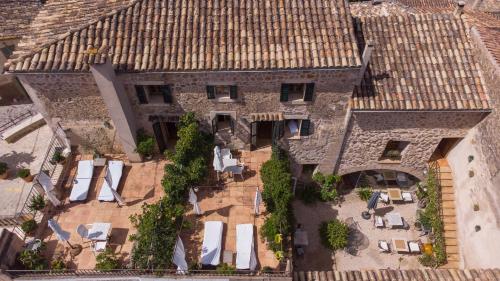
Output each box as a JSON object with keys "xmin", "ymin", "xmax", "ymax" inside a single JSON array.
[{"xmin": 181, "ymin": 148, "xmax": 280, "ymax": 269}]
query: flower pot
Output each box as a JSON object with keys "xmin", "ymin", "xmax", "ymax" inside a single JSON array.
[
  {"xmin": 22, "ymin": 174, "xmax": 34, "ymax": 183},
  {"xmin": 0, "ymin": 170, "xmax": 8, "ymax": 179}
]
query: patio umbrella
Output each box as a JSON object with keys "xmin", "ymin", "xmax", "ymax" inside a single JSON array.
[
  {"xmin": 172, "ymin": 236, "xmax": 188, "ymax": 273},
  {"xmin": 254, "ymin": 188, "xmax": 262, "ymax": 215},
  {"xmin": 189, "ymin": 188, "xmax": 203, "ymax": 215},
  {"xmin": 37, "ymin": 172, "xmax": 61, "ymax": 207},
  {"xmin": 105, "ymin": 167, "xmax": 126, "ymax": 207},
  {"xmin": 367, "ymin": 191, "xmax": 381, "ymax": 210},
  {"xmin": 213, "ymin": 146, "xmax": 223, "ymax": 180}
]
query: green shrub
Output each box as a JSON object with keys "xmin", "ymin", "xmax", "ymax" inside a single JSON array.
[
  {"xmin": 312, "ymin": 172, "xmax": 341, "ymax": 202},
  {"xmin": 418, "ymin": 253, "xmax": 438, "ymax": 267},
  {"xmin": 28, "ymin": 194, "xmax": 46, "ymax": 212},
  {"xmin": 260, "ymin": 214, "xmax": 285, "ymax": 253},
  {"xmin": 216, "ymin": 263, "xmax": 236, "ymax": 274},
  {"xmin": 320, "ymin": 186, "xmax": 338, "ymax": 202},
  {"xmin": 0, "ymin": 162, "xmax": 8, "ymax": 174},
  {"xmin": 18, "ymin": 249, "xmax": 47, "ymax": 270},
  {"xmin": 51, "ymin": 258, "xmax": 66, "ymax": 271},
  {"xmin": 95, "ymin": 248, "xmax": 120, "ymax": 270},
  {"xmin": 357, "ymin": 187, "xmax": 373, "ymax": 201},
  {"xmin": 51, "ymin": 151, "xmax": 65, "ymax": 163},
  {"xmin": 416, "ymin": 183, "xmax": 428, "ymax": 200},
  {"xmin": 262, "ymin": 266, "xmax": 273, "ymax": 273},
  {"xmin": 21, "ymin": 219, "xmax": 37, "ymax": 234},
  {"xmin": 135, "ymin": 133, "xmax": 155, "ymax": 157},
  {"xmin": 17, "ymin": 168, "xmax": 31, "ymax": 178},
  {"xmin": 296, "ymin": 186, "xmax": 320, "ymax": 205},
  {"xmin": 319, "ymin": 219, "xmax": 349, "ymax": 251}
]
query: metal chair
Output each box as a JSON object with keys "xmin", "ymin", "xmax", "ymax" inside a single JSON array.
[{"xmin": 231, "ymin": 164, "xmax": 245, "ymax": 180}]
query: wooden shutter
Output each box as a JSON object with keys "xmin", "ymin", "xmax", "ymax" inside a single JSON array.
[
  {"xmin": 229, "ymin": 117, "xmax": 235, "ymax": 135},
  {"xmin": 229, "ymin": 85, "xmax": 238, "ymax": 99},
  {"xmin": 135, "ymin": 85, "xmax": 148, "ymax": 104},
  {"xmin": 304, "ymin": 83, "xmax": 315, "ymax": 101},
  {"xmin": 206, "ymin": 85, "xmax": 216, "ymax": 99},
  {"xmin": 212, "ymin": 117, "xmax": 218, "ymax": 134},
  {"xmin": 280, "ymin": 84, "xmax": 289, "ymax": 102},
  {"xmin": 161, "ymin": 85, "xmax": 173, "ymax": 103},
  {"xmin": 300, "ymin": 119, "xmax": 311, "ymax": 136}
]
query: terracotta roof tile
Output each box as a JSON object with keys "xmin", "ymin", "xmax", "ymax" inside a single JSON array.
[
  {"xmin": 7, "ymin": 0, "xmax": 361, "ymax": 72},
  {"xmin": 0, "ymin": 0, "xmax": 42, "ymax": 40},
  {"xmin": 352, "ymin": 14, "xmax": 490, "ymax": 111}
]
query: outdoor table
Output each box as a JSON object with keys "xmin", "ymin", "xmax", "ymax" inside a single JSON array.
[
  {"xmin": 221, "ymin": 149, "xmax": 232, "ymax": 159},
  {"xmin": 88, "ymin": 222, "xmax": 112, "ymax": 241},
  {"xmin": 386, "ymin": 212, "xmax": 404, "ymax": 228},
  {"xmin": 294, "ymin": 229, "xmax": 309, "ymax": 246},
  {"xmin": 222, "ymin": 159, "xmax": 238, "ymax": 171},
  {"xmin": 387, "ymin": 188, "xmax": 403, "ymax": 201},
  {"xmin": 392, "ymin": 238, "xmax": 410, "ymax": 253}
]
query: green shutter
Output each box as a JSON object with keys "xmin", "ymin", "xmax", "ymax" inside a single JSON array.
[
  {"xmin": 161, "ymin": 85, "xmax": 172, "ymax": 103},
  {"xmin": 280, "ymin": 84, "xmax": 289, "ymax": 102},
  {"xmin": 304, "ymin": 83, "xmax": 315, "ymax": 101},
  {"xmin": 229, "ymin": 85, "xmax": 238, "ymax": 99},
  {"xmin": 206, "ymin": 85, "xmax": 216, "ymax": 99},
  {"xmin": 135, "ymin": 85, "xmax": 148, "ymax": 104},
  {"xmin": 300, "ymin": 119, "xmax": 311, "ymax": 136}
]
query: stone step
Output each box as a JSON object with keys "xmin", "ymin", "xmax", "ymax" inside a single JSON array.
[
  {"xmin": 445, "ymin": 238, "xmax": 458, "ymax": 246},
  {"xmin": 442, "ymin": 201, "xmax": 456, "ymax": 209},
  {"xmin": 441, "ymin": 186, "xmax": 455, "ymax": 194},
  {"xmin": 440, "ymin": 172, "xmax": 453, "ymax": 180},
  {"xmin": 440, "ymin": 261, "xmax": 460, "ymax": 269},
  {"xmin": 440, "ymin": 179, "xmax": 454, "ymax": 187},
  {"xmin": 444, "ymin": 230, "xmax": 457, "ymax": 238},
  {"xmin": 446, "ymin": 245, "xmax": 459, "ymax": 254},
  {"xmin": 447, "ymin": 253, "xmax": 460, "ymax": 261},
  {"xmin": 439, "ymin": 166, "xmax": 452, "ymax": 173},
  {"xmin": 441, "ymin": 193, "xmax": 455, "ymax": 201},
  {"xmin": 443, "ymin": 208, "xmax": 456, "ymax": 216},
  {"xmin": 444, "ymin": 224, "xmax": 457, "ymax": 231},
  {"xmin": 443, "ymin": 216, "xmax": 457, "ymax": 224}
]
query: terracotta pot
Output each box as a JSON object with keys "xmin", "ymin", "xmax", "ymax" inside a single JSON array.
[
  {"xmin": 0, "ymin": 171, "xmax": 8, "ymax": 179},
  {"xmin": 22, "ymin": 174, "xmax": 34, "ymax": 183}
]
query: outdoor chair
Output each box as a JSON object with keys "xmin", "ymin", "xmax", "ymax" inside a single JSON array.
[
  {"xmin": 374, "ymin": 216, "xmax": 385, "ymax": 228},
  {"xmin": 402, "ymin": 192, "xmax": 413, "ymax": 202},
  {"xmin": 379, "ymin": 192, "xmax": 390, "ymax": 204},
  {"xmin": 221, "ymin": 148, "xmax": 232, "ymax": 159},
  {"xmin": 408, "ymin": 241, "xmax": 421, "ymax": 253},
  {"xmin": 231, "ymin": 164, "xmax": 245, "ymax": 180},
  {"xmin": 92, "ymin": 241, "xmax": 107, "ymax": 254},
  {"xmin": 378, "ymin": 240, "xmax": 390, "ymax": 253},
  {"xmin": 76, "ymin": 224, "xmax": 93, "ymax": 242}
]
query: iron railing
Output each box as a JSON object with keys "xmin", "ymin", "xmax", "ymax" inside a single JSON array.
[
  {"xmin": 0, "ymin": 109, "xmax": 35, "ymax": 138},
  {"xmin": 5, "ymin": 268, "xmax": 291, "ymax": 279}
]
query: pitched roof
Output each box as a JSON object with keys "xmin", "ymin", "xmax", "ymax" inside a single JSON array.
[
  {"xmin": 6, "ymin": 0, "xmax": 361, "ymax": 73},
  {"xmin": 352, "ymin": 14, "xmax": 490, "ymax": 111},
  {"xmin": 0, "ymin": 0, "xmax": 42, "ymax": 40}
]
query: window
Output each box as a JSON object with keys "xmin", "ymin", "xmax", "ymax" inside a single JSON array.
[
  {"xmin": 285, "ymin": 119, "xmax": 311, "ymax": 138},
  {"xmin": 134, "ymin": 85, "xmax": 173, "ymax": 104},
  {"xmin": 207, "ymin": 85, "xmax": 238, "ymax": 100},
  {"xmin": 280, "ymin": 83, "xmax": 315, "ymax": 102},
  {"xmin": 211, "ymin": 114, "xmax": 234, "ymax": 135},
  {"xmin": 380, "ymin": 141, "xmax": 410, "ymax": 161}
]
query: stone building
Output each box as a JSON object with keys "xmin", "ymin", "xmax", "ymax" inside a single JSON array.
[{"xmin": 4, "ymin": 0, "xmax": 492, "ymax": 179}]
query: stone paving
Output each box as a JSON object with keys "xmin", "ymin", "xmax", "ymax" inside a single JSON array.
[
  {"xmin": 0, "ymin": 124, "xmax": 53, "ymax": 218},
  {"xmin": 42, "ymin": 155, "xmax": 166, "ymax": 269},
  {"xmin": 181, "ymin": 147, "xmax": 280, "ymax": 270}
]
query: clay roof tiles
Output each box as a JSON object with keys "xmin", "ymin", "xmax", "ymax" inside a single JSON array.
[
  {"xmin": 0, "ymin": 0, "xmax": 42, "ymax": 40},
  {"xmin": 6, "ymin": 0, "xmax": 361, "ymax": 72},
  {"xmin": 352, "ymin": 13, "xmax": 490, "ymax": 111}
]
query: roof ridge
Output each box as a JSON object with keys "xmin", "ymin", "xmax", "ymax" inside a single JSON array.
[{"xmin": 7, "ymin": 0, "xmax": 144, "ymax": 67}]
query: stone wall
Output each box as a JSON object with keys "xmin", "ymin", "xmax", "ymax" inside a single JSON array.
[
  {"xmin": 119, "ymin": 69, "xmax": 359, "ymax": 171},
  {"xmin": 337, "ymin": 111, "xmax": 488, "ymax": 179},
  {"xmin": 17, "ymin": 73, "xmax": 120, "ymax": 153}
]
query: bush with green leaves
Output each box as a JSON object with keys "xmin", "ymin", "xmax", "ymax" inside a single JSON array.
[
  {"xmin": 21, "ymin": 219, "xmax": 37, "ymax": 234},
  {"xmin": 418, "ymin": 253, "xmax": 438, "ymax": 267},
  {"xmin": 319, "ymin": 219, "xmax": 349, "ymax": 251},
  {"xmin": 416, "ymin": 183, "xmax": 428, "ymax": 200},
  {"xmin": 312, "ymin": 172, "xmax": 341, "ymax": 202},
  {"xmin": 135, "ymin": 131, "xmax": 156, "ymax": 158},
  {"xmin": 51, "ymin": 258, "xmax": 66, "ymax": 271},
  {"xmin": 17, "ymin": 168, "xmax": 31, "ymax": 178},
  {"xmin": 0, "ymin": 162, "xmax": 8, "ymax": 174},
  {"xmin": 357, "ymin": 187, "xmax": 373, "ymax": 201},
  {"xmin": 18, "ymin": 249, "xmax": 47, "ymax": 270},
  {"xmin": 296, "ymin": 185, "xmax": 320, "ymax": 205},
  {"xmin": 216, "ymin": 263, "xmax": 236, "ymax": 274},
  {"xmin": 95, "ymin": 248, "xmax": 120, "ymax": 270},
  {"xmin": 51, "ymin": 150, "xmax": 65, "ymax": 164},
  {"xmin": 28, "ymin": 194, "xmax": 46, "ymax": 212}
]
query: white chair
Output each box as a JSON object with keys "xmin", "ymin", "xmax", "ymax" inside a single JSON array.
[
  {"xmin": 76, "ymin": 224, "xmax": 92, "ymax": 241},
  {"xmin": 402, "ymin": 192, "xmax": 413, "ymax": 202},
  {"xmin": 378, "ymin": 240, "xmax": 390, "ymax": 252},
  {"xmin": 379, "ymin": 192, "xmax": 390, "ymax": 204},
  {"xmin": 374, "ymin": 216, "xmax": 385, "ymax": 228},
  {"xmin": 92, "ymin": 241, "xmax": 107, "ymax": 254},
  {"xmin": 221, "ymin": 148, "xmax": 232, "ymax": 159}
]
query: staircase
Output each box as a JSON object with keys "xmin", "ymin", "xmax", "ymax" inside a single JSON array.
[{"xmin": 436, "ymin": 159, "xmax": 460, "ymax": 269}]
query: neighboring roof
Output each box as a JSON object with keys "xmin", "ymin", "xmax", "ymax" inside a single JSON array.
[
  {"xmin": 352, "ymin": 14, "xmax": 490, "ymax": 111},
  {"xmin": 6, "ymin": 0, "xmax": 362, "ymax": 73},
  {"xmin": 464, "ymin": 10, "xmax": 500, "ymax": 65},
  {"xmin": 0, "ymin": 0, "xmax": 42, "ymax": 40}
]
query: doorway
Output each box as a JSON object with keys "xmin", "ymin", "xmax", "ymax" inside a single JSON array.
[
  {"xmin": 250, "ymin": 121, "xmax": 284, "ymax": 149},
  {"xmin": 152, "ymin": 121, "xmax": 178, "ymax": 153},
  {"xmin": 429, "ymin": 138, "xmax": 462, "ymax": 161}
]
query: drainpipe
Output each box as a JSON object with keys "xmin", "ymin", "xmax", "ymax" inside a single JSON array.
[
  {"xmin": 454, "ymin": 1, "xmax": 466, "ymax": 17},
  {"xmin": 358, "ymin": 40, "xmax": 374, "ymax": 85}
]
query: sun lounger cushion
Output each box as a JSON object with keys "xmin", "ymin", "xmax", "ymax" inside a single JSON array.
[
  {"xmin": 236, "ymin": 224, "xmax": 257, "ymax": 270},
  {"xmin": 201, "ymin": 221, "xmax": 223, "ymax": 266},
  {"xmin": 98, "ymin": 161, "xmax": 124, "ymax": 201},
  {"xmin": 69, "ymin": 160, "xmax": 94, "ymax": 202}
]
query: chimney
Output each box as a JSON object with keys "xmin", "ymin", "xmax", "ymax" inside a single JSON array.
[
  {"xmin": 358, "ymin": 40, "xmax": 374, "ymax": 84},
  {"xmin": 454, "ymin": 1, "xmax": 466, "ymax": 17}
]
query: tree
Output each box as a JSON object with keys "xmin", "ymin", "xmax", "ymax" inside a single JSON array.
[{"xmin": 319, "ymin": 219, "xmax": 349, "ymax": 251}]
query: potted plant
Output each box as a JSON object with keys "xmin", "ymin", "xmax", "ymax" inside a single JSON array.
[
  {"xmin": 17, "ymin": 168, "xmax": 34, "ymax": 182},
  {"xmin": 28, "ymin": 195, "xmax": 46, "ymax": 212},
  {"xmin": 21, "ymin": 219, "xmax": 37, "ymax": 235},
  {"xmin": 0, "ymin": 162, "xmax": 8, "ymax": 179},
  {"xmin": 51, "ymin": 150, "xmax": 66, "ymax": 165},
  {"xmin": 135, "ymin": 131, "xmax": 155, "ymax": 160}
]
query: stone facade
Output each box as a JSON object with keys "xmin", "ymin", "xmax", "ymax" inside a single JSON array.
[
  {"xmin": 337, "ymin": 111, "xmax": 488, "ymax": 179},
  {"xmin": 119, "ymin": 69, "xmax": 359, "ymax": 172}
]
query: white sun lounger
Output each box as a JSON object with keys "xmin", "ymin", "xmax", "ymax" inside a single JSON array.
[
  {"xmin": 236, "ymin": 224, "xmax": 257, "ymax": 270},
  {"xmin": 69, "ymin": 160, "xmax": 94, "ymax": 202},
  {"xmin": 98, "ymin": 161, "xmax": 124, "ymax": 201},
  {"xmin": 201, "ymin": 221, "xmax": 223, "ymax": 266}
]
